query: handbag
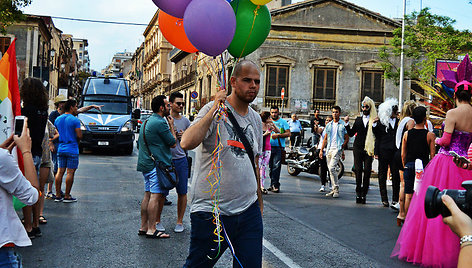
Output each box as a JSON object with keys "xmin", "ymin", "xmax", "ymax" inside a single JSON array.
[
  {"xmin": 142, "ymin": 120, "xmax": 178, "ymax": 190},
  {"xmin": 277, "ymin": 138, "xmax": 287, "ymax": 165}
]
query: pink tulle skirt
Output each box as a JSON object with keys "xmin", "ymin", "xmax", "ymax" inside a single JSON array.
[{"xmin": 391, "ymin": 153, "xmax": 472, "ymax": 267}]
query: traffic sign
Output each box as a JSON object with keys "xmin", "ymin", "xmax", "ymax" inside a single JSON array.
[
  {"xmin": 191, "ymin": 91, "xmax": 198, "ymax": 99},
  {"xmin": 281, "ymin": 87, "xmax": 285, "ymax": 100}
]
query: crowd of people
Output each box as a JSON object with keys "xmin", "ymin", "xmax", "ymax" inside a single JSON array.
[
  {"xmin": 0, "ymin": 77, "xmax": 102, "ymax": 266},
  {"xmin": 2, "ymin": 58, "xmax": 472, "ymax": 268}
]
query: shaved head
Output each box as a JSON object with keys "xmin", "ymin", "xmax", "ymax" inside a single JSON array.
[{"xmin": 232, "ymin": 60, "xmax": 259, "ymax": 78}]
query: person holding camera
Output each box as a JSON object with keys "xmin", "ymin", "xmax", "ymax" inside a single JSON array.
[
  {"xmin": 442, "ymin": 194, "xmax": 472, "ymax": 268},
  {"xmin": 1, "ymin": 118, "xmax": 39, "ymax": 266},
  {"xmin": 392, "ymin": 55, "xmax": 472, "ymax": 267}
]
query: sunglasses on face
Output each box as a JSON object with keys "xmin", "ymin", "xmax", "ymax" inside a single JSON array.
[
  {"xmin": 175, "ymin": 102, "xmax": 185, "ymax": 106},
  {"xmin": 361, "ymin": 105, "xmax": 370, "ymax": 109}
]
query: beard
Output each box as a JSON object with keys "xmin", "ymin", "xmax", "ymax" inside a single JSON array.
[
  {"xmin": 234, "ymin": 89, "xmax": 258, "ymax": 104},
  {"xmin": 362, "ymin": 109, "xmax": 370, "ymax": 115}
]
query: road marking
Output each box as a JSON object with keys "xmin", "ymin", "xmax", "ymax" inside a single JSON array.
[{"xmin": 263, "ymin": 238, "xmax": 302, "ymax": 268}]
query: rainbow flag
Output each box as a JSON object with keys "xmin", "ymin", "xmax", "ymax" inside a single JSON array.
[{"xmin": 0, "ymin": 39, "xmax": 21, "ymax": 143}]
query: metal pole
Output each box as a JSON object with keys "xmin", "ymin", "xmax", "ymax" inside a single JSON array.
[{"xmin": 398, "ymin": 0, "xmax": 406, "ymax": 109}]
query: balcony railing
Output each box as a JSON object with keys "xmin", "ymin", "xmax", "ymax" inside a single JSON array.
[
  {"xmin": 264, "ymin": 97, "xmax": 288, "ymax": 109},
  {"xmin": 312, "ymin": 98, "xmax": 335, "ymax": 111},
  {"xmin": 164, "ymin": 71, "xmax": 196, "ymax": 93}
]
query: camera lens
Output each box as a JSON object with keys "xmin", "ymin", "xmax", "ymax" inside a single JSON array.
[
  {"xmin": 425, "ymin": 186, "xmax": 467, "ymax": 218},
  {"xmin": 425, "ymin": 186, "xmax": 441, "ymax": 218}
]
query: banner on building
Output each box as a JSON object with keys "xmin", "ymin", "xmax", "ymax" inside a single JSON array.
[{"xmin": 435, "ymin": 59, "xmax": 460, "ymax": 82}]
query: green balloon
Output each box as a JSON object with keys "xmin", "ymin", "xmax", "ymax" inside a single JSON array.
[
  {"xmin": 228, "ymin": 0, "xmax": 271, "ymax": 58},
  {"xmin": 13, "ymin": 196, "xmax": 26, "ymax": 211}
]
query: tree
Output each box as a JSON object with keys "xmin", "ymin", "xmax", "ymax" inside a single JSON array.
[
  {"xmin": 0, "ymin": 0, "xmax": 32, "ymax": 35},
  {"xmin": 379, "ymin": 8, "xmax": 472, "ymax": 85}
]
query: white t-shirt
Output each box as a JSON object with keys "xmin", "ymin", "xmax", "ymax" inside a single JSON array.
[
  {"xmin": 189, "ymin": 101, "xmax": 263, "ymax": 216},
  {"xmin": 329, "ymin": 122, "xmax": 339, "ymax": 150},
  {"xmin": 0, "ymin": 149, "xmax": 39, "ymax": 247}
]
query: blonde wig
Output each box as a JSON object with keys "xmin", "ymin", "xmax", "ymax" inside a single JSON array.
[{"xmin": 362, "ymin": 96, "xmax": 377, "ymax": 156}]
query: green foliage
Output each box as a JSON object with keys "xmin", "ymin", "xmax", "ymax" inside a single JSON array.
[
  {"xmin": 379, "ymin": 8, "xmax": 472, "ymax": 85},
  {"xmin": 0, "ymin": 0, "xmax": 32, "ymax": 34}
]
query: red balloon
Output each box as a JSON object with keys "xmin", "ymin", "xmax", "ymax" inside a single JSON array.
[{"xmin": 158, "ymin": 11, "xmax": 198, "ymax": 53}]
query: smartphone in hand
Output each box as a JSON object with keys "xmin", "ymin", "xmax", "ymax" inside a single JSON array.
[
  {"xmin": 449, "ymin": 151, "xmax": 471, "ymax": 163},
  {"xmin": 14, "ymin": 116, "xmax": 25, "ymax": 136}
]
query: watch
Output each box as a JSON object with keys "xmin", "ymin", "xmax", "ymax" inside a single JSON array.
[{"xmin": 460, "ymin": 235, "xmax": 472, "ymax": 246}]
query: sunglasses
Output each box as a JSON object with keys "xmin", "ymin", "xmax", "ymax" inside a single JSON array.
[
  {"xmin": 175, "ymin": 102, "xmax": 185, "ymax": 106},
  {"xmin": 361, "ymin": 105, "xmax": 370, "ymax": 109}
]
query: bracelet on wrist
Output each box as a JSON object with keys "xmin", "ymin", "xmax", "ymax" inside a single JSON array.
[
  {"xmin": 461, "ymin": 241, "xmax": 472, "ymax": 249},
  {"xmin": 22, "ymin": 151, "xmax": 32, "ymax": 155},
  {"xmin": 460, "ymin": 235, "xmax": 472, "ymax": 246}
]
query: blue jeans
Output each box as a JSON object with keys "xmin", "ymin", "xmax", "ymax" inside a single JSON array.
[
  {"xmin": 184, "ymin": 202, "xmax": 263, "ymax": 268},
  {"xmin": 0, "ymin": 248, "xmax": 22, "ymax": 268},
  {"xmin": 172, "ymin": 157, "xmax": 188, "ymax": 195},
  {"xmin": 269, "ymin": 146, "xmax": 282, "ymax": 189}
]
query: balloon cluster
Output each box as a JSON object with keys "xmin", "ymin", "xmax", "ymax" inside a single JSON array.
[{"xmin": 153, "ymin": 0, "xmax": 272, "ymax": 57}]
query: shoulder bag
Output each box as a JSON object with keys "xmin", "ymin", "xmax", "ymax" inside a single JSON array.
[
  {"xmin": 277, "ymin": 138, "xmax": 287, "ymax": 165},
  {"xmin": 142, "ymin": 120, "xmax": 178, "ymax": 190}
]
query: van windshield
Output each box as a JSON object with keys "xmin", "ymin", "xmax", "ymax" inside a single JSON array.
[
  {"xmin": 83, "ymin": 96, "xmax": 130, "ymax": 115},
  {"xmin": 85, "ymin": 78, "xmax": 128, "ymax": 96}
]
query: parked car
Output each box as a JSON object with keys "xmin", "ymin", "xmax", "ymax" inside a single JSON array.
[
  {"xmin": 284, "ymin": 118, "xmax": 313, "ymax": 146},
  {"xmin": 135, "ymin": 110, "xmax": 152, "ymax": 133}
]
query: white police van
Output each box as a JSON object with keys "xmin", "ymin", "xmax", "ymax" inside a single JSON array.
[{"xmin": 78, "ymin": 75, "xmax": 135, "ymax": 154}]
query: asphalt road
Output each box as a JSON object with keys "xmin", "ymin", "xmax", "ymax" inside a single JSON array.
[{"xmin": 18, "ymin": 147, "xmax": 415, "ymax": 268}]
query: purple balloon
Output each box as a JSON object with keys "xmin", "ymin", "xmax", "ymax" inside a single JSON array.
[
  {"xmin": 184, "ymin": 0, "xmax": 236, "ymax": 57},
  {"xmin": 152, "ymin": 0, "xmax": 192, "ymax": 19}
]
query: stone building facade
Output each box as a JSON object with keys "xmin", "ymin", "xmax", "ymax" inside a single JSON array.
[
  {"xmin": 141, "ymin": 11, "xmax": 173, "ymax": 110},
  {"xmin": 245, "ymin": 0, "xmax": 406, "ymax": 117}
]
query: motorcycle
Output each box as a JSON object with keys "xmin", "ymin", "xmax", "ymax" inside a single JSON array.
[{"xmin": 285, "ymin": 142, "xmax": 344, "ymax": 179}]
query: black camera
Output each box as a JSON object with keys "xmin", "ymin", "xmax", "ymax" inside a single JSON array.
[{"xmin": 424, "ymin": 180, "xmax": 472, "ymax": 218}]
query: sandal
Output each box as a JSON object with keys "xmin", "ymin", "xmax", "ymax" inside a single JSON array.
[
  {"xmin": 138, "ymin": 230, "xmax": 147, "ymax": 236},
  {"xmin": 261, "ymin": 188, "xmax": 268, "ymax": 194},
  {"xmin": 39, "ymin": 216, "xmax": 47, "ymax": 224},
  {"xmin": 146, "ymin": 230, "xmax": 170, "ymax": 239}
]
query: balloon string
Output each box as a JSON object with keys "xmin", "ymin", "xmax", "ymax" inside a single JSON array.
[{"xmin": 237, "ymin": 5, "xmax": 260, "ymax": 59}]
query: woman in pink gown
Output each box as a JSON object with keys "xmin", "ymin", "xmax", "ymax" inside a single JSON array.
[{"xmin": 392, "ymin": 56, "xmax": 472, "ymax": 267}]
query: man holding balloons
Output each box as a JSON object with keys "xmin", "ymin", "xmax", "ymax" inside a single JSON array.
[{"xmin": 181, "ymin": 60, "xmax": 264, "ymax": 267}]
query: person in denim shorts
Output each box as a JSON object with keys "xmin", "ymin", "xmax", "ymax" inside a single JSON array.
[
  {"xmin": 137, "ymin": 95, "xmax": 177, "ymax": 239},
  {"xmin": 54, "ymin": 99, "xmax": 82, "ymax": 203},
  {"xmin": 169, "ymin": 92, "xmax": 191, "ymax": 233}
]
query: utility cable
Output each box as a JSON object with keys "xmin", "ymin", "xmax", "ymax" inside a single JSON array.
[{"xmin": 33, "ymin": 15, "xmax": 151, "ymax": 26}]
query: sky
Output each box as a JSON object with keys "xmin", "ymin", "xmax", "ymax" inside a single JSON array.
[{"xmin": 22, "ymin": 0, "xmax": 472, "ymax": 71}]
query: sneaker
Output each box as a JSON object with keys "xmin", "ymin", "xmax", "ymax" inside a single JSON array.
[
  {"xmin": 27, "ymin": 230, "xmax": 35, "ymax": 239},
  {"xmin": 63, "ymin": 197, "xmax": 77, "ymax": 203},
  {"xmin": 390, "ymin": 201, "xmax": 400, "ymax": 211},
  {"xmin": 332, "ymin": 186, "xmax": 339, "ymax": 198},
  {"xmin": 174, "ymin": 224, "xmax": 184, "ymax": 233},
  {"xmin": 32, "ymin": 227, "xmax": 42, "ymax": 237},
  {"xmin": 325, "ymin": 190, "xmax": 335, "ymax": 197},
  {"xmin": 46, "ymin": 192, "xmax": 55, "ymax": 200},
  {"xmin": 319, "ymin": 185, "xmax": 326, "ymax": 192},
  {"xmin": 54, "ymin": 197, "xmax": 63, "ymax": 202}
]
